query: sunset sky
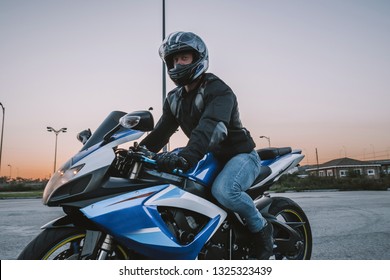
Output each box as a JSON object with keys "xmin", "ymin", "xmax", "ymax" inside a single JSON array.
[{"xmin": 1, "ymin": 0, "xmax": 389, "ymax": 179}]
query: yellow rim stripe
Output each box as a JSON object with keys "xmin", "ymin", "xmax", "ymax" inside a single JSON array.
[
  {"xmin": 43, "ymin": 234, "xmax": 85, "ymax": 260},
  {"xmin": 282, "ymin": 209, "xmax": 309, "ymax": 259},
  {"xmin": 42, "ymin": 233, "xmax": 129, "ymax": 260}
]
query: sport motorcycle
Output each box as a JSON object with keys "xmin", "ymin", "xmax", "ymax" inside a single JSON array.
[{"xmin": 18, "ymin": 110, "xmax": 312, "ymax": 260}]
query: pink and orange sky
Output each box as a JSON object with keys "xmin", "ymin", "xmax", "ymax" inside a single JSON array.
[{"xmin": 1, "ymin": 0, "xmax": 389, "ymax": 179}]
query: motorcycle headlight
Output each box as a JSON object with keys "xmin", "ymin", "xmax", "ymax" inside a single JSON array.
[{"xmin": 43, "ymin": 162, "xmax": 85, "ymax": 205}]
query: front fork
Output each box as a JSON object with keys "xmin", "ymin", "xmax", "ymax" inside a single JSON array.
[
  {"xmin": 97, "ymin": 234, "xmax": 114, "ymax": 260},
  {"xmin": 42, "ymin": 215, "xmax": 117, "ymax": 259},
  {"xmin": 80, "ymin": 231, "xmax": 114, "ymax": 259}
]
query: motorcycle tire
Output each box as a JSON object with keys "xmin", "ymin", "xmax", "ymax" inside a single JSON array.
[
  {"xmin": 268, "ymin": 196, "xmax": 312, "ymax": 260},
  {"xmin": 17, "ymin": 227, "xmax": 129, "ymax": 260}
]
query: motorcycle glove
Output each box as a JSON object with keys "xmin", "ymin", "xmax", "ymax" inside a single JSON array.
[{"xmin": 155, "ymin": 152, "xmax": 190, "ymax": 173}]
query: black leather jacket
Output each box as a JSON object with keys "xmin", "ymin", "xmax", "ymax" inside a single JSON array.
[{"xmin": 140, "ymin": 73, "xmax": 255, "ymax": 166}]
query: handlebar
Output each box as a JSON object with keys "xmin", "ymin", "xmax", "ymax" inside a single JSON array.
[
  {"xmin": 115, "ymin": 146, "xmax": 185, "ymax": 177},
  {"xmin": 139, "ymin": 154, "xmax": 184, "ymax": 175},
  {"xmin": 139, "ymin": 155, "xmax": 157, "ymax": 165}
]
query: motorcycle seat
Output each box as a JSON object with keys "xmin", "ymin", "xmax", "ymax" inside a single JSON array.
[{"xmin": 257, "ymin": 147, "xmax": 292, "ymax": 160}]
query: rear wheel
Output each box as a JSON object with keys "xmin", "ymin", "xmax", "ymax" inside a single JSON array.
[
  {"xmin": 268, "ymin": 197, "xmax": 312, "ymax": 260},
  {"xmin": 17, "ymin": 228, "xmax": 129, "ymax": 260}
]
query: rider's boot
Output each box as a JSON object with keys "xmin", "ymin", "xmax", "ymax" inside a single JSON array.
[{"xmin": 252, "ymin": 222, "xmax": 274, "ymax": 259}]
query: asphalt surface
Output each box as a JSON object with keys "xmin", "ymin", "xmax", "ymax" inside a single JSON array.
[{"xmin": 1, "ymin": 190, "xmax": 390, "ymax": 260}]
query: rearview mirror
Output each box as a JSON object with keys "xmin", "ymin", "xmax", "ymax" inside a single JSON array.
[
  {"xmin": 103, "ymin": 110, "xmax": 154, "ymax": 144},
  {"xmin": 77, "ymin": 128, "xmax": 92, "ymax": 144},
  {"xmin": 120, "ymin": 110, "xmax": 154, "ymax": 132}
]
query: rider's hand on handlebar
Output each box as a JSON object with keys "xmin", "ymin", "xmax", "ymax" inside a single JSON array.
[{"xmin": 155, "ymin": 152, "xmax": 190, "ymax": 173}]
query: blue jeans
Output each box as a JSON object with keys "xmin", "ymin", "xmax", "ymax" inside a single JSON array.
[{"xmin": 211, "ymin": 150, "xmax": 266, "ymax": 233}]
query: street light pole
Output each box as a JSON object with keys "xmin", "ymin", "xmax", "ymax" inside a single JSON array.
[
  {"xmin": 162, "ymin": 0, "xmax": 168, "ymax": 152},
  {"xmin": 162, "ymin": 0, "xmax": 166, "ymax": 106},
  {"xmin": 47, "ymin": 127, "xmax": 67, "ymax": 173},
  {"xmin": 0, "ymin": 102, "xmax": 5, "ymax": 176},
  {"xmin": 259, "ymin": 135, "xmax": 271, "ymax": 147}
]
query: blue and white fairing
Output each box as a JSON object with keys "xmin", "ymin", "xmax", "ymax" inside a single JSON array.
[
  {"xmin": 80, "ymin": 183, "xmax": 227, "ymax": 259},
  {"xmin": 76, "ymin": 146, "xmax": 227, "ymax": 259}
]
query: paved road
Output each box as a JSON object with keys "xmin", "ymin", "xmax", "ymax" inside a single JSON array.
[
  {"xmin": 1, "ymin": 191, "xmax": 390, "ymax": 260},
  {"xmin": 283, "ymin": 191, "xmax": 390, "ymax": 259}
]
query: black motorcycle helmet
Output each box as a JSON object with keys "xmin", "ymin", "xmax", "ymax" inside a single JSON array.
[{"xmin": 159, "ymin": 31, "xmax": 209, "ymax": 86}]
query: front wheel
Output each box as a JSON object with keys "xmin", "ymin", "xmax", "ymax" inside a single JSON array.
[
  {"xmin": 17, "ymin": 227, "xmax": 129, "ymax": 260},
  {"xmin": 268, "ymin": 197, "xmax": 312, "ymax": 260}
]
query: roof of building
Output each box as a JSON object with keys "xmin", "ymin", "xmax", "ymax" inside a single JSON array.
[
  {"xmin": 369, "ymin": 159, "xmax": 390, "ymax": 165},
  {"xmin": 306, "ymin": 157, "xmax": 381, "ymax": 171}
]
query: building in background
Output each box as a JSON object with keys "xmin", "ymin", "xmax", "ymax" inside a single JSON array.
[{"xmin": 306, "ymin": 158, "xmax": 382, "ymax": 179}]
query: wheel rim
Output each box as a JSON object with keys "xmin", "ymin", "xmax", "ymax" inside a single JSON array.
[
  {"xmin": 42, "ymin": 233, "xmax": 128, "ymax": 260},
  {"xmin": 274, "ymin": 209, "xmax": 310, "ymax": 260}
]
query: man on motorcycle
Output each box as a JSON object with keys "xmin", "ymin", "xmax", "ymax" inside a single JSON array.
[{"xmin": 139, "ymin": 31, "xmax": 273, "ymax": 259}]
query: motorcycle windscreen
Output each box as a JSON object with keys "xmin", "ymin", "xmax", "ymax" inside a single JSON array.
[{"xmin": 80, "ymin": 111, "xmax": 127, "ymax": 152}]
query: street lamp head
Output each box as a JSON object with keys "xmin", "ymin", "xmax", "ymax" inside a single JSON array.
[
  {"xmin": 47, "ymin": 127, "xmax": 67, "ymax": 133},
  {"xmin": 259, "ymin": 135, "xmax": 271, "ymax": 147}
]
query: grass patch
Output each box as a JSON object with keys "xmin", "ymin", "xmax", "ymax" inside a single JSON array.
[
  {"xmin": 271, "ymin": 174, "xmax": 390, "ymax": 192},
  {"xmin": 0, "ymin": 182, "xmax": 45, "ymax": 198},
  {"xmin": 0, "ymin": 191, "xmax": 43, "ymax": 199}
]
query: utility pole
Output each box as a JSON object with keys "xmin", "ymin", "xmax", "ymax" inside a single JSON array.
[
  {"xmin": 0, "ymin": 102, "xmax": 5, "ymax": 177},
  {"xmin": 162, "ymin": 0, "xmax": 166, "ymax": 106},
  {"xmin": 162, "ymin": 0, "xmax": 168, "ymax": 152},
  {"xmin": 315, "ymin": 148, "xmax": 319, "ymax": 176}
]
